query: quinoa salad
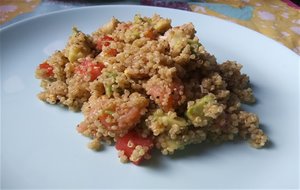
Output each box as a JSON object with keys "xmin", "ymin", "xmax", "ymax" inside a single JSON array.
[{"xmin": 35, "ymin": 14, "xmax": 268, "ymax": 165}]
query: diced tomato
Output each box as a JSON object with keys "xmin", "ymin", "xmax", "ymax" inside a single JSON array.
[
  {"xmin": 75, "ymin": 60, "xmax": 105, "ymax": 81},
  {"xmin": 77, "ymin": 122, "xmax": 88, "ymax": 133},
  {"xmin": 89, "ymin": 64, "xmax": 104, "ymax": 81},
  {"xmin": 117, "ymin": 107, "xmax": 141, "ymax": 129},
  {"xmin": 96, "ymin": 35, "xmax": 114, "ymax": 51},
  {"xmin": 99, "ymin": 107, "xmax": 142, "ymax": 131},
  {"xmin": 103, "ymin": 41, "xmax": 110, "ymax": 46},
  {"xmin": 102, "ymin": 35, "xmax": 113, "ymax": 41},
  {"xmin": 38, "ymin": 62, "xmax": 54, "ymax": 78},
  {"xmin": 116, "ymin": 131, "xmax": 153, "ymax": 165},
  {"xmin": 106, "ymin": 48, "xmax": 118, "ymax": 56},
  {"xmin": 144, "ymin": 29, "xmax": 156, "ymax": 40},
  {"xmin": 147, "ymin": 80, "xmax": 183, "ymax": 112},
  {"xmin": 98, "ymin": 112, "xmax": 116, "ymax": 129},
  {"xmin": 168, "ymin": 81, "xmax": 183, "ymax": 110}
]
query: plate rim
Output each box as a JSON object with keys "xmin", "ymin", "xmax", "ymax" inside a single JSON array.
[
  {"xmin": 0, "ymin": 4, "xmax": 298, "ymax": 58},
  {"xmin": 1, "ymin": 4, "xmax": 299, "ymax": 189}
]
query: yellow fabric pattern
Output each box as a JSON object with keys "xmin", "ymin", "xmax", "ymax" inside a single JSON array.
[
  {"xmin": 0, "ymin": 0, "xmax": 41, "ymax": 25},
  {"xmin": 190, "ymin": 0, "xmax": 300, "ymax": 54}
]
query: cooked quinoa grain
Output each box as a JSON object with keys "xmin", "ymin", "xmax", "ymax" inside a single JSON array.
[{"xmin": 35, "ymin": 14, "xmax": 268, "ymax": 165}]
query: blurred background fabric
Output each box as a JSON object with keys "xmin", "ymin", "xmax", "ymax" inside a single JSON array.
[
  {"xmin": 0, "ymin": 0, "xmax": 299, "ymax": 55},
  {"xmin": 188, "ymin": 0, "xmax": 300, "ymax": 55}
]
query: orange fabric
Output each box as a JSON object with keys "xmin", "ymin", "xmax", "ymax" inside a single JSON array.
[{"xmin": 0, "ymin": 0, "xmax": 41, "ymax": 25}]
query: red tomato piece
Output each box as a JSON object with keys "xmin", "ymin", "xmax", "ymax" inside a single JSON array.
[
  {"xmin": 147, "ymin": 80, "xmax": 183, "ymax": 112},
  {"xmin": 116, "ymin": 131, "xmax": 153, "ymax": 165},
  {"xmin": 107, "ymin": 48, "xmax": 118, "ymax": 56},
  {"xmin": 98, "ymin": 112, "xmax": 116, "ymax": 129},
  {"xmin": 39, "ymin": 62, "xmax": 54, "ymax": 78},
  {"xmin": 117, "ymin": 107, "xmax": 141, "ymax": 129},
  {"xmin": 75, "ymin": 60, "xmax": 105, "ymax": 81},
  {"xmin": 144, "ymin": 29, "xmax": 156, "ymax": 40},
  {"xmin": 77, "ymin": 122, "xmax": 88, "ymax": 133},
  {"xmin": 99, "ymin": 107, "xmax": 141, "ymax": 131},
  {"xmin": 96, "ymin": 35, "xmax": 114, "ymax": 51}
]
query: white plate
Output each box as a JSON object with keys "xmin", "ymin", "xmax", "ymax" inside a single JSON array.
[{"xmin": 1, "ymin": 5, "xmax": 299, "ymax": 189}]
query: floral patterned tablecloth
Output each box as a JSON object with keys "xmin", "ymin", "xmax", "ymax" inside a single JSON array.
[{"xmin": 0, "ymin": 0, "xmax": 299, "ymax": 55}]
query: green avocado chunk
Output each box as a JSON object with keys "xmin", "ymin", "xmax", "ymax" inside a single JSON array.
[{"xmin": 186, "ymin": 94, "xmax": 216, "ymax": 127}]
